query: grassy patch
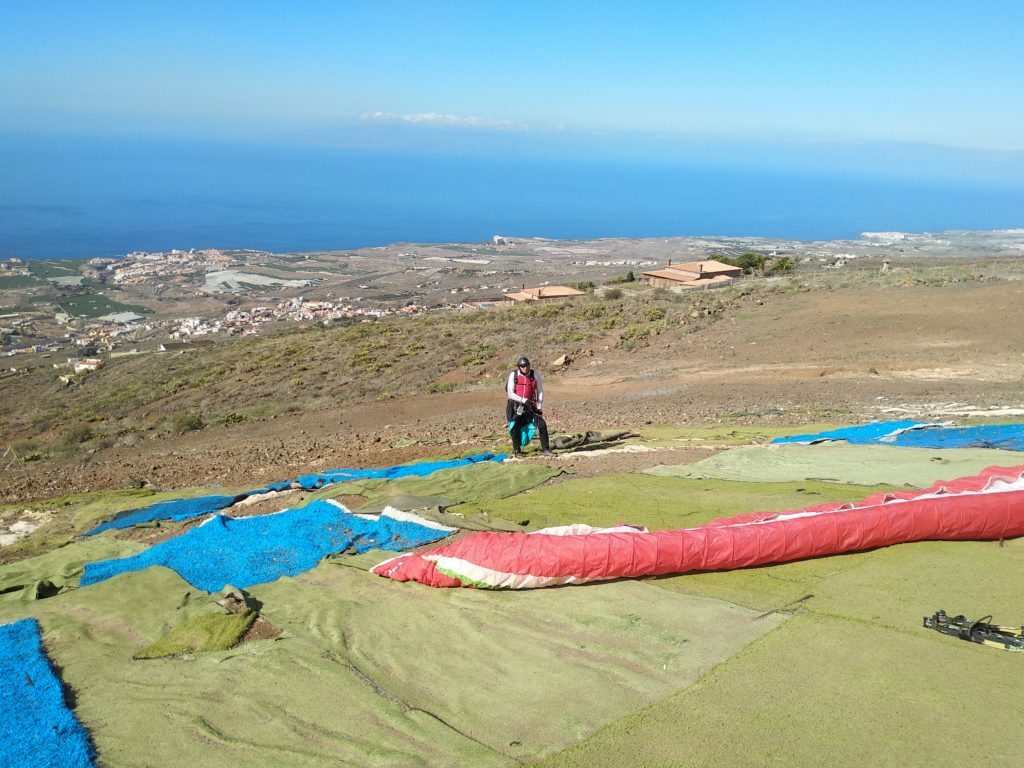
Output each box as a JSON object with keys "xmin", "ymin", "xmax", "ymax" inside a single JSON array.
[
  {"xmin": 0, "ymin": 487, "xmax": 240, "ymax": 565},
  {"xmin": 532, "ymin": 611, "xmax": 1024, "ymax": 768},
  {"xmin": 637, "ymin": 424, "xmax": 840, "ymax": 446},
  {"xmin": 0, "ymin": 274, "xmax": 44, "ymax": 288},
  {"xmin": 453, "ymin": 474, "xmax": 894, "ymax": 532},
  {"xmin": 133, "ymin": 611, "xmax": 256, "ymax": 659},
  {"xmin": 57, "ymin": 292, "xmax": 150, "ymax": 319},
  {"xmin": 26, "ymin": 259, "xmax": 87, "ymax": 278}
]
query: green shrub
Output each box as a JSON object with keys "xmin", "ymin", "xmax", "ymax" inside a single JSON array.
[
  {"xmin": 620, "ymin": 324, "xmax": 651, "ymax": 341},
  {"xmin": 60, "ymin": 424, "xmax": 95, "ymax": 446},
  {"xmin": 606, "ymin": 271, "xmax": 636, "ymax": 285},
  {"xmin": 349, "ymin": 344, "xmax": 391, "ymax": 372},
  {"xmin": 604, "ymin": 288, "xmax": 623, "ymax": 300},
  {"xmin": 767, "ymin": 256, "xmax": 795, "ymax": 275},
  {"xmin": 10, "ymin": 439, "xmax": 47, "ymax": 462},
  {"xmin": 717, "ymin": 252, "xmax": 767, "ymax": 274},
  {"xmin": 460, "ymin": 342, "xmax": 493, "ymax": 366},
  {"xmin": 174, "ymin": 412, "xmax": 205, "ymax": 433}
]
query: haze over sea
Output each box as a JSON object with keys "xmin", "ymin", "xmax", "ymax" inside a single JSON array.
[{"xmin": 3, "ymin": 134, "xmax": 1024, "ymax": 261}]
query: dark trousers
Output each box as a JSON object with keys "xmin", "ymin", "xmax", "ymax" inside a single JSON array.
[{"xmin": 506, "ymin": 400, "xmax": 550, "ymax": 452}]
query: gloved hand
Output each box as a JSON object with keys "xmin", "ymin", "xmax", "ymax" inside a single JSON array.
[{"xmin": 534, "ymin": 408, "xmax": 543, "ymax": 416}]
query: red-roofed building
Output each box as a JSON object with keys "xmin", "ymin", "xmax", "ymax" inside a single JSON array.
[
  {"xmin": 642, "ymin": 259, "xmax": 742, "ymax": 290},
  {"xmin": 502, "ymin": 285, "xmax": 586, "ymax": 304}
]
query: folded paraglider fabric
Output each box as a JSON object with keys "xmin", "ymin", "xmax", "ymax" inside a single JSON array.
[
  {"xmin": 0, "ymin": 618, "xmax": 95, "ymax": 768},
  {"xmin": 508, "ymin": 420, "xmax": 537, "ymax": 446},
  {"xmin": 82, "ymin": 502, "xmax": 455, "ymax": 592},
  {"xmin": 372, "ymin": 464, "xmax": 1024, "ymax": 589}
]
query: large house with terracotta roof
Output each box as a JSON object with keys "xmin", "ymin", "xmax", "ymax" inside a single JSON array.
[
  {"xmin": 641, "ymin": 259, "xmax": 742, "ymax": 291},
  {"xmin": 502, "ymin": 285, "xmax": 586, "ymax": 304}
]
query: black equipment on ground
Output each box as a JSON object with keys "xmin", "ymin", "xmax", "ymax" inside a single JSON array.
[{"xmin": 922, "ymin": 610, "xmax": 1024, "ymax": 651}]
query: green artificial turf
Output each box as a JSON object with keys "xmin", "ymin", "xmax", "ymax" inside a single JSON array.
[
  {"xmin": 0, "ymin": 537, "xmax": 145, "ymax": 602},
  {"xmin": 451, "ymin": 473, "xmax": 895, "ymax": 532},
  {"xmin": 310, "ymin": 461, "xmax": 561, "ymax": 508},
  {"xmin": 0, "ymin": 486, "xmax": 234, "ymax": 564},
  {"xmin": 0, "ymin": 567, "xmax": 512, "ymax": 767},
  {"xmin": 0, "ymin": 559, "xmax": 782, "ymax": 767},
  {"xmin": 529, "ymin": 612, "xmax": 1024, "ymax": 768},
  {"xmin": 646, "ymin": 442, "xmax": 1024, "ymax": 487},
  {"xmin": 636, "ymin": 424, "xmax": 838, "ymax": 447},
  {"xmin": 134, "ymin": 610, "xmax": 256, "ymax": 659},
  {"xmin": 256, "ymin": 562, "xmax": 783, "ymax": 765},
  {"xmin": 3, "ymin": 440, "xmax": 1021, "ymax": 767}
]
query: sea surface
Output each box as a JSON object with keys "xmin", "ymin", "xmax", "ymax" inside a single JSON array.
[{"xmin": 2, "ymin": 134, "xmax": 1023, "ymax": 260}]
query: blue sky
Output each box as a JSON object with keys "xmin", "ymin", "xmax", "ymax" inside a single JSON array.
[{"xmin": 2, "ymin": 1, "xmax": 1022, "ymax": 157}]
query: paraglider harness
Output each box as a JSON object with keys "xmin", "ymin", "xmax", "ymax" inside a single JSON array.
[
  {"xmin": 506, "ymin": 368, "xmax": 540, "ymax": 446},
  {"xmin": 507, "ymin": 400, "xmax": 539, "ymax": 445},
  {"xmin": 923, "ymin": 610, "xmax": 1024, "ymax": 652}
]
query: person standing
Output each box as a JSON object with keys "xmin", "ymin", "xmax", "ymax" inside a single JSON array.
[{"xmin": 505, "ymin": 356, "xmax": 554, "ymax": 457}]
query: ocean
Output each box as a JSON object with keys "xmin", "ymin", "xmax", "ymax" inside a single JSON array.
[{"xmin": 1, "ymin": 134, "xmax": 1023, "ymax": 260}]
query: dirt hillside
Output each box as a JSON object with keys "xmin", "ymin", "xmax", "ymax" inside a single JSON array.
[{"xmin": 3, "ymin": 278, "xmax": 1023, "ymax": 502}]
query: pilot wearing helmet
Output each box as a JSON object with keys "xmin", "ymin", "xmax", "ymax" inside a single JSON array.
[{"xmin": 505, "ymin": 356, "xmax": 554, "ymax": 457}]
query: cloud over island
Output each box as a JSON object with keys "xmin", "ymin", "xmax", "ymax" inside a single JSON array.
[{"xmin": 361, "ymin": 111, "xmax": 515, "ymax": 129}]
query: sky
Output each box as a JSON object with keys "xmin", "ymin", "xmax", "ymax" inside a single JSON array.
[{"xmin": 1, "ymin": 1, "xmax": 1023, "ymax": 166}]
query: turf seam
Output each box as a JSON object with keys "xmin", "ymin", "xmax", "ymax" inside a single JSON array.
[
  {"xmin": 322, "ymin": 648, "xmax": 522, "ymax": 762},
  {"xmin": 322, "ymin": 649, "xmax": 410, "ymax": 709},
  {"xmin": 802, "ymin": 607, "xmax": 937, "ymax": 639}
]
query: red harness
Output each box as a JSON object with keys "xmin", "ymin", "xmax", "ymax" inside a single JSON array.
[{"xmin": 512, "ymin": 370, "xmax": 537, "ymax": 402}]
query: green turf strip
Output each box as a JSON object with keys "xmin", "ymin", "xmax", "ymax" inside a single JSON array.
[
  {"xmin": 310, "ymin": 461, "xmax": 560, "ymax": 507},
  {"xmin": 133, "ymin": 610, "xmax": 256, "ymax": 659},
  {"xmin": 804, "ymin": 537, "xmax": 1024, "ymax": 626},
  {"xmin": 0, "ymin": 537, "xmax": 145, "ymax": 602},
  {"xmin": 637, "ymin": 424, "xmax": 842, "ymax": 446},
  {"xmin": 256, "ymin": 562, "xmax": 783, "ymax": 764},
  {"xmin": 0, "ymin": 567, "xmax": 511, "ymax": 767},
  {"xmin": 5, "ymin": 451, "xmax": 1019, "ymax": 766},
  {"xmin": 529, "ymin": 513, "xmax": 1024, "ymax": 767},
  {"xmin": 451, "ymin": 473, "xmax": 895, "ymax": 532},
  {"xmin": 528, "ymin": 611, "xmax": 1024, "ymax": 768},
  {"xmin": 0, "ymin": 560, "xmax": 782, "ymax": 767},
  {"xmin": 645, "ymin": 443, "xmax": 1024, "ymax": 487},
  {"xmin": 0, "ymin": 486, "xmax": 229, "ymax": 564}
]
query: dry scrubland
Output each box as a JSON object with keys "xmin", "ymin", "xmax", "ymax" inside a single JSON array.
[
  {"xmin": 2, "ymin": 255, "xmax": 1024, "ymax": 766},
  {"xmin": 4, "ymin": 255, "xmax": 1024, "ymax": 496}
]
